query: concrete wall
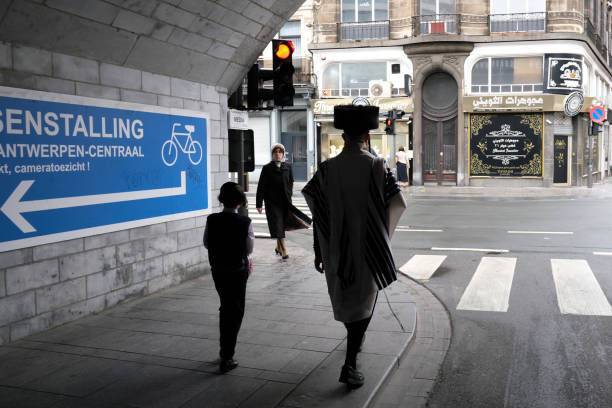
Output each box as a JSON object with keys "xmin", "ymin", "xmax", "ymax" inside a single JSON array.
[
  {"xmin": 0, "ymin": 43, "xmax": 226, "ymax": 344},
  {"xmin": 0, "ymin": 0, "xmax": 303, "ymax": 344}
]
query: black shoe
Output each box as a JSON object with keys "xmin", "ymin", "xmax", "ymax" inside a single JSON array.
[
  {"xmin": 219, "ymin": 359, "xmax": 238, "ymax": 373},
  {"xmin": 338, "ymin": 365, "xmax": 364, "ymax": 389},
  {"xmin": 275, "ymin": 249, "xmax": 281, "ymax": 256},
  {"xmin": 282, "ymin": 254, "xmax": 289, "ymax": 260}
]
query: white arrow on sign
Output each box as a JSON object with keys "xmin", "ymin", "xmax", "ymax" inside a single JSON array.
[{"xmin": 1, "ymin": 171, "xmax": 187, "ymax": 233}]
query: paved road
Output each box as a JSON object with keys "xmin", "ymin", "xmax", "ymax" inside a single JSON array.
[
  {"xmin": 250, "ymin": 188, "xmax": 612, "ymax": 406},
  {"xmin": 393, "ymin": 197, "xmax": 612, "ymax": 408}
]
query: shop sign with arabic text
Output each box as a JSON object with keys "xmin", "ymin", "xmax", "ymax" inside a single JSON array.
[
  {"xmin": 464, "ymin": 94, "xmax": 594, "ymax": 113},
  {"xmin": 469, "ymin": 113, "xmax": 543, "ymax": 177}
]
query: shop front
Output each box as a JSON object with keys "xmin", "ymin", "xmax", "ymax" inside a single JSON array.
[
  {"xmin": 464, "ymin": 94, "xmax": 598, "ymax": 187},
  {"xmin": 312, "ymin": 97, "xmax": 413, "ymax": 177}
]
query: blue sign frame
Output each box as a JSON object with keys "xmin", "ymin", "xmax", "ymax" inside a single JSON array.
[{"xmin": 0, "ymin": 87, "xmax": 211, "ymax": 251}]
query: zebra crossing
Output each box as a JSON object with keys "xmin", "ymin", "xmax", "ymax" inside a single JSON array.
[
  {"xmin": 245, "ymin": 193, "xmax": 312, "ymax": 234},
  {"xmin": 399, "ymin": 254, "xmax": 612, "ymax": 316}
]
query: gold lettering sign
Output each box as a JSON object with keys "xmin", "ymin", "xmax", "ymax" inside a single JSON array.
[{"xmin": 464, "ymin": 95, "xmax": 594, "ymax": 113}]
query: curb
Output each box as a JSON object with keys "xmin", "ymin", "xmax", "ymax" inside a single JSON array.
[
  {"xmin": 363, "ymin": 313, "xmax": 415, "ymax": 408},
  {"xmin": 368, "ymin": 275, "xmax": 452, "ymax": 408}
]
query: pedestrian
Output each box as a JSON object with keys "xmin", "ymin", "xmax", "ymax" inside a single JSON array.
[
  {"xmin": 203, "ymin": 182, "xmax": 254, "ymax": 373},
  {"xmin": 395, "ymin": 146, "xmax": 409, "ymax": 187},
  {"xmin": 302, "ymin": 105, "xmax": 406, "ymax": 389},
  {"xmin": 256, "ymin": 144, "xmax": 294, "ymax": 259}
]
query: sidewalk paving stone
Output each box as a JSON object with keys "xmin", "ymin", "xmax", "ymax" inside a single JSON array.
[{"xmin": 0, "ymin": 227, "xmax": 450, "ymax": 408}]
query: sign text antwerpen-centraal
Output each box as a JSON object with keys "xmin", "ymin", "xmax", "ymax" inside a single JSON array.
[{"xmin": 0, "ymin": 87, "xmax": 210, "ymax": 251}]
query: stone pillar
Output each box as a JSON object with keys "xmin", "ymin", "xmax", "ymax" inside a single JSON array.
[
  {"xmin": 390, "ymin": 0, "xmax": 413, "ymax": 39},
  {"xmin": 313, "ymin": 0, "xmax": 339, "ymax": 43},
  {"xmin": 547, "ymin": 0, "xmax": 585, "ymax": 33},
  {"xmin": 458, "ymin": 0, "xmax": 489, "ymax": 36}
]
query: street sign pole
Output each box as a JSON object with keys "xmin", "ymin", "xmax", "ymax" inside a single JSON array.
[
  {"xmin": 587, "ymin": 129, "xmax": 593, "ymax": 189},
  {"xmin": 587, "ymin": 106, "xmax": 605, "ymax": 188}
]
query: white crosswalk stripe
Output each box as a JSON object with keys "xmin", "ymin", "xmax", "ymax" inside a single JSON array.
[
  {"xmin": 456, "ymin": 257, "xmax": 516, "ymax": 312},
  {"xmin": 399, "ymin": 255, "xmax": 447, "ymax": 280},
  {"xmin": 401, "ymin": 253, "xmax": 612, "ymax": 316},
  {"xmin": 551, "ymin": 259, "xmax": 612, "ymax": 316},
  {"xmin": 245, "ymin": 194, "xmax": 311, "ymax": 233}
]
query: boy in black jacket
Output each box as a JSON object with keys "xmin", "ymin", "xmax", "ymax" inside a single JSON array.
[{"xmin": 204, "ymin": 182, "xmax": 254, "ymax": 373}]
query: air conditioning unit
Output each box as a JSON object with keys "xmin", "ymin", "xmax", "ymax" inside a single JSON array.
[{"xmin": 369, "ymin": 80, "xmax": 391, "ymax": 98}]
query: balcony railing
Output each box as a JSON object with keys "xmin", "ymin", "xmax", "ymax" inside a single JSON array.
[
  {"xmin": 412, "ymin": 14, "xmax": 459, "ymax": 36},
  {"xmin": 585, "ymin": 18, "xmax": 604, "ymax": 54},
  {"xmin": 490, "ymin": 12, "xmax": 546, "ymax": 33},
  {"xmin": 339, "ymin": 20, "xmax": 389, "ymax": 41},
  {"xmin": 471, "ymin": 83, "xmax": 544, "ymax": 94}
]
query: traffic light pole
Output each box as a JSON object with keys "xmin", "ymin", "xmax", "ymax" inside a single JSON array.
[{"xmin": 237, "ymin": 131, "xmax": 249, "ymax": 216}]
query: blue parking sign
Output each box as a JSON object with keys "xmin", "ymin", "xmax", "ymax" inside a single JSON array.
[{"xmin": 0, "ymin": 87, "xmax": 210, "ymax": 251}]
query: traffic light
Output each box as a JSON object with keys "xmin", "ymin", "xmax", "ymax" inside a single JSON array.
[
  {"xmin": 590, "ymin": 122, "xmax": 602, "ymax": 135},
  {"xmin": 384, "ymin": 109, "xmax": 405, "ymax": 135},
  {"xmin": 384, "ymin": 111, "xmax": 395, "ymax": 135},
  {"xmin": 272, "ymin": 39, "xmax": 295, "ymax": 107},
  {"xmin": 247, "ymin": 63, "xmax": 273, "ymax": 109},
  {"xmin": 228, "ymin": 129, "xmax": 254, "ymax": 172}
]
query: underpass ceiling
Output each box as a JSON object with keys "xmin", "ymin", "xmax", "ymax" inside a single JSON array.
[{"xmin": 0, "ymin": 0, "xmax": 303, "ymax": 92}]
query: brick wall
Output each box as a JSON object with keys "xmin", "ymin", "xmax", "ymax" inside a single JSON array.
[{"xmin": 0, "ymin": 41, "xmax": 228, "ymax": 344}]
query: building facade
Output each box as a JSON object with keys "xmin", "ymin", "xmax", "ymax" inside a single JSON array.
[{"xmin": 310, "ymin": 0, "xmax": 612, "ymax": 187}]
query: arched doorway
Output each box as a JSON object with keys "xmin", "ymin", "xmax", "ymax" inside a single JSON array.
[{"xmin": 422, "ymin": 72, "xmax": 458, "ymax": 184}]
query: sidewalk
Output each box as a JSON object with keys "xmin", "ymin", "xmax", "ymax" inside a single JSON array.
[
  {"xmin": 0, "ymin": 236, "xmax": 448, "ymax": 408},
  {"xmin": 250, "ymin": 179, "xmax": 612, "ymax": 200},
  {"xmin": 402, "ymin": 180, "xmax": 612, "ymax": 199}
]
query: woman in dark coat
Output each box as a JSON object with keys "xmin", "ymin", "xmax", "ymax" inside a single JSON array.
[{"xmin": 256, "ymin": 143, "xmax": 294, "ymax": 259}]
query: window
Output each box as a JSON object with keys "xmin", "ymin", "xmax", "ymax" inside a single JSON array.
[
  {"xmin": 588, "ymin": 0, "xmax": 596, "ymax": 23},
  {"xmin": 471, "ymin": 59, "xmax": 489, "ymax": 92},
  {"xmin": 279, "ymin": 21, "xmax": 301, "ymax": 57},
  {"xmin": 340, "ymin": 0, "xmax": 389, "ymax": 40},
  {"xmin": 490, "ymin": 0, "xmax": 545, "ymax": 32},
  {"xmin": 321, "ymin": 61, "xmax": 387, "ymax": 97},
  {"xmin": 470, "ymin": 57, "xmax": 543, "ymax": 93},
  {"xmin": 342, "ymin": 62, "xmax": 386, "ymax": 90},
  {"xmin": 420, "ymin": 0, "xmax": 456, "ymax": 15},
  {"xmin": 490, "ymin": 0, "xmax": 545, "ymax": 14},
  {"xmin": 342, "ymin": 0, "xmax": 388, "ymax": 22},
  {"xmin": 418, "ymin": 0, "xmax": 456, "ymax": 34},
  {"xmin": 322, "ymin": 64, "xmax": 339, "ymax": 90}
]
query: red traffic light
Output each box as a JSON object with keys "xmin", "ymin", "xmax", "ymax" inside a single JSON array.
[
  {"xmin": 385, "ymin": 118, "xmax": 392, "ymax": 126},
  {"xmin": 275, "ymin": 41, "xmax": 294, "ymax": 60}
]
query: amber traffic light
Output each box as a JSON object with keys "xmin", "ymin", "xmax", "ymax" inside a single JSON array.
[
  {"xmin": 384, "ymin": 115, "xmax": 395, "ymax": 135},
  {"xmin": 272, "ymin": 39, "xmax": 295, "ymax": 107},
  {"xmin": 275, "ymin": 41, "xmax": 294, "ymax": 60}
]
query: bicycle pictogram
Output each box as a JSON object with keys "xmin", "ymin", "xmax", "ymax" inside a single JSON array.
[{"xmin": 162, "ymin": 123, "xmax": 203, "ymax": 166}]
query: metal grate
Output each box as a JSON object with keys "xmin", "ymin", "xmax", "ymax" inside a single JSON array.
[
  {"xmin": 490, "ymin": 12, "xmax": 546, "ymax": 33},
  {"xmin": 339, "ymin": 20, "xmax": 389, "ymax": 41},
  {"xmin": 413, "ymin": 14, "xmax": 459, "ymax": 35}
]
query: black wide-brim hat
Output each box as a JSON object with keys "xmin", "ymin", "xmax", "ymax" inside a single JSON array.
[{"xmin": 334, "ymin": 105, "xmax": 379, "ymax": 133}]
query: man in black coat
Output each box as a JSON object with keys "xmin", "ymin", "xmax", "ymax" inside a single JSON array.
[{"xmin": 256, "ymin": 143, "xmax": 293, "ymax": 259}]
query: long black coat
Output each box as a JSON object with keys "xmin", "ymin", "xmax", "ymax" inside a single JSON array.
[{"xmin": 256, "ymin": 161, "xmax": 293, "ymax": 238}]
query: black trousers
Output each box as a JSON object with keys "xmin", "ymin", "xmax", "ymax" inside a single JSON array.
[
  {"xmin": 212, "ymin": 268, "xmax": 248, "ymax": 360},
  {"xmin": 343, "ymin": 295, "xmax": 377, "ymax": 368}
]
